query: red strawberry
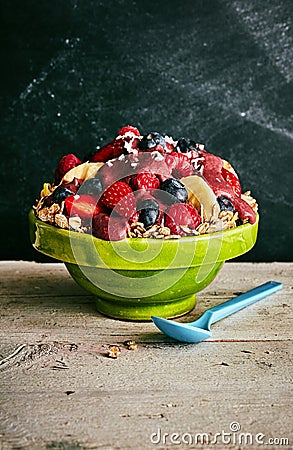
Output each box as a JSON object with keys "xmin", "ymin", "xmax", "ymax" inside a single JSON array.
[
  {"xmin": 100, "ymin": 181, "xmax": 136, "ymax": 219},
  {"xmin": 117, "ymin": 125, "xmax": 140, "ymax": 137},
  {"xmin": 165, "ymin": 152, "xmax": 195, "ymax": 178},
  {"xmin": 54, "ymin": 154, "xmax": 82, "ymax": 185},
  {"xmin": 65, "ymin": 194, "xmax": 97, "ymax": 220},
  {"xmin": 165, "ymin": 203, "xmax": 201, "ymax": 236},
  {"xmin": 89, "ymin": 139, "xmax": 125, "ymax": 163},
  {"xmin": 93, "ymin": 202, "xmax": 107, "ymax": 216},
  {"xmin": 92, "ymin": 212, "xmax": 127, "ymax": 241},
  {"xmin": 131, "ymin": 171, "xmax": 160, "ymax": 191},
  {"xmin": 222, "ymin": 168, "xmax": 242, "ymax": 197}
]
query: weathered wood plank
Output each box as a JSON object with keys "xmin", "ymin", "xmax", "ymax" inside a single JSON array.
[{"xmin": 0, "ymin": 341, "xmax": 292, "ymax": 449}]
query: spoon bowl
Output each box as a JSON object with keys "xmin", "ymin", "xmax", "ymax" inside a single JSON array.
[{"xmin": 152, "ymin": 281, "xmax": 282, "ymax": 343}]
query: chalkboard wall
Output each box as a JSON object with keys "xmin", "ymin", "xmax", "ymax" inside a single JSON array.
[{"xmin": 1, "ymin": 0, "xmax": 292, "ymax": 262}]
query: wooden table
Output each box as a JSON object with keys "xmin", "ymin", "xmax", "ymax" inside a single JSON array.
[{"xmin": 0, "ymin": 261, "xmax": 292, "ymax": 450}]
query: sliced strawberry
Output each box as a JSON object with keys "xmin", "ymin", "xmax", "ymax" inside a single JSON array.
[
  {"xmin": 131, "ymin": 171, "xmax": 160, "ymax": 191},
  {"xmin": 100, "ymin": 181, "xmax": 136, "ymax": 219},
  {"xmin": 54, "ymin": 154, "xmax": 82, "ymax": 185},
  {"xmin": 65, "ymin": 194, "xmax": 97, "ymax": 220},
  {"xmin": 117, "ymin": 125, "xmax": 140, "ymax": 137},
  {"xmin": 92, "ymin": 212, "xmax": 127, "ymax": 241},
  {"xmin": 89, "ymin": 139, "xmax": 125, "ymax": 163},
  {"xmin": 165, "ymin": 152, "xmax": 195, "ymax": 179},
  {"xmin": 222, "ymin": 168, "xmax": 242, "ymax": 197},
  {"xmin": 165, "ymin": 203, "xmax": 202, "ymax": 236}
]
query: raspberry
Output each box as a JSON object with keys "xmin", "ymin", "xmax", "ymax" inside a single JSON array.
[
  {"xmin": 165, "ymin": 203, "xmax": 201, "ymax": 236},
  {"xmin": 92, "ymin": 212, "xmax": 127, "ymax": 241},
  {"xmin": 131, "ymin": 171, "xmax": 160, "ymax": 191},
  {"xmin": 100, "ymin": 181, "xmax": 136, "ymax": 219},
  {"xmin": 165, "ymin": 152, "xmax": 195, "ymax": 178},
  {"xmin": 54, "ymin": 154, "xmax": 82, "ymax": 185},
  {"xmin": 89, "ymin": 139, "xmax": 125, "ymax": 163},
  {"xmin": 222, "ymin": 168, "xmax": 242, "ymax": 197},
  {"xmin": 117, "ymin": 125, "xmax": 140, "ymax": 137}
]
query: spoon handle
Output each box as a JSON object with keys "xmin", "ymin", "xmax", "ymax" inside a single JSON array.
[{"xmin": 207, "ymin": 281, "xmax": 282, "ymax": 325}]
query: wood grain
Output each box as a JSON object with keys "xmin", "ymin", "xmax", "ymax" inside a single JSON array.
[{"xmin": 0, "ymin": 261, "xmax": 292, "ymax": 449}]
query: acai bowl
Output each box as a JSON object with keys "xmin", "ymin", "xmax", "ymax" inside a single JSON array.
[{"xmin": 29, "ymin": 126, "xmax": 258, "ymax": 320}]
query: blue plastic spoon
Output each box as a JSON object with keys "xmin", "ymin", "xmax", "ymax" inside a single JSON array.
[{"xmin": 151, "ymin": 281, "xmax": 282, "ymax": 343}]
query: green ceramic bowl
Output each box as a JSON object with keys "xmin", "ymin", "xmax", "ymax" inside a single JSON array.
[{"xmin": 29, "ymin": 209, "xmax": 258, "ymax": 320}]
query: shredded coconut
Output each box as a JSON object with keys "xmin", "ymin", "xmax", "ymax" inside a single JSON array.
[{"xmin": 151, "ymin": 151, "xmax": 164, "ymax": 161}]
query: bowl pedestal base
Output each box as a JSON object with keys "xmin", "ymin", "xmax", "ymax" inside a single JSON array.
[{"xmin": 95, "ymin": 294, "xmax": 196, "ymax": 321}]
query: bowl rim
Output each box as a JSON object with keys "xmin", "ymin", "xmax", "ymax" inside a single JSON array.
[{"xmin": 29, "ymin": 209, "xmax": 259, "ymax": 270}]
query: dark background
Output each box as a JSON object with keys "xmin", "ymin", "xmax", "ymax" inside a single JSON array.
[{"xmin": 0, "ymin": 0, "xmax": 292, "ymax": 262}]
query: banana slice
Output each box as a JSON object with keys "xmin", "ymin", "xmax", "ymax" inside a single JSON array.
[
  {"xmin": 181, "ymin": 175, "xmax": 220, "ymax": 221},
  {"xmin": 222, "ymin": 159, "xmax": 239, "ymax": 178},
  {"xmin": 62, "ymin": 162, "xmax": 104, "ymax": 183}
]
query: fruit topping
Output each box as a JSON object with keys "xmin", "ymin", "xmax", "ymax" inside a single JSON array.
[
  {"xmin": 181, "ymin": 174, "xmax": 220, "ymax": 221},
  {"xmin": 160, "ymin": 178, "xmax": 188, "ymax": 204},
  {"xmin": 221, "ymin": 167, "xmax": 242, "ymax": 197},
  {"xmin": 201, "ymin": 151, "xmax": 255, "ymax": 224},
  {"xmin": 78, "ymin": 177, "xmax": 103, "ymax": 196},
  {"xmin": 177, "ymin": 137, "xmax": 198, "ymax": 153},
  {"xmin": 100, "ymin": 181, "xmax": 136, "ymax": 219},
  {"xmin": 217, "ymin": 196, "xmax": 234, "ymax": 212},
  {"xmin": 139, "ymin": 132, "xmax": 166, "ymax": 151},
  {"xmin": 54, "ymin": 154, "xmax": 82, "ymax": 185},
  {"xmin": 52, "ymin": 186, "xmax": 75, "ymax": 203},
  {"xmin": 61, "ymin": 178, "xmax": 82, "ymax": 194},
  {"xmin": 97, "ymin": 152, "xmax": 171, "ymax": 188},
  {"xmin": 65, "ymin": 194, "xmax": 97, "ymax": 220},
  {"xmin": 92, "ymin": 212, "xmax": 127, "ymax": 241},
  {"xmin": 62, "ymin": 162, "xmax": 104, "ymax": 184},
  {"xmin": 165, "ymin": 152, "xmax": 195, "ymax": 178},
  {"xmin": 131, "ymin": 171, "xmax": 160, "ymax": 191},
  {"xmin": 89, "ymin": 139, "xmax": 125, "ymax": 163},
  {"xmin": 34, "ymin": 125, "xmax": 258, "ymax": 239},
  {"xmin": 137, "ymin": 198, "xmax": 160, "ymax": 228},
  {"xmin": 118, "ymin": 125, "xmax": 140, "ymax": 137},
  {"xmin": 165, "ymin": 203, "xmax": 202, "ymax": 236}
]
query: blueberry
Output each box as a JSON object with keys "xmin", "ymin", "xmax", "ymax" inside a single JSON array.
[
  {"xmin": 139, "ymin": 132, "xmax": 166, "ymax": 150},
  {"xmin": 137, "ymin": 199, "xmax": 159, "ymax": 228},
  {"xmin": 137, "ymin": 198, "xmax": 159, "ymax": 211},
  {"xmin": 52, "ymin": 186, "xmax": 75, "ymax": 203},
  {"xmin": 139, "ymin": 208, "xmax": 159, "ymax": 228},
  {"xmin": 79, "ymin": 177, "xmax": 103, "ymax": 196},
  {"xmin": 217, "ymin": 196, "xmax": 234, "ymax": 212},
  {"xmin": 160, "ymin": 178, "xmax": 188, "ymax": 204},
  {"xmin": 177, "ymin": 137, "xmax": 198, "ymax": 153}
]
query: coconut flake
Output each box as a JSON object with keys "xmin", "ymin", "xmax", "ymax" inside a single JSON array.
[
  {"xmin": 124, "ymin": 139, "xmax": 139, "ymax": 155},
  {"xmin": 151, "ymin": 151, "xmax": 164, "ymax": 161},
  {"xmin": 164, "ymin": 135, "xmax": 177, "ymax": 146}
]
